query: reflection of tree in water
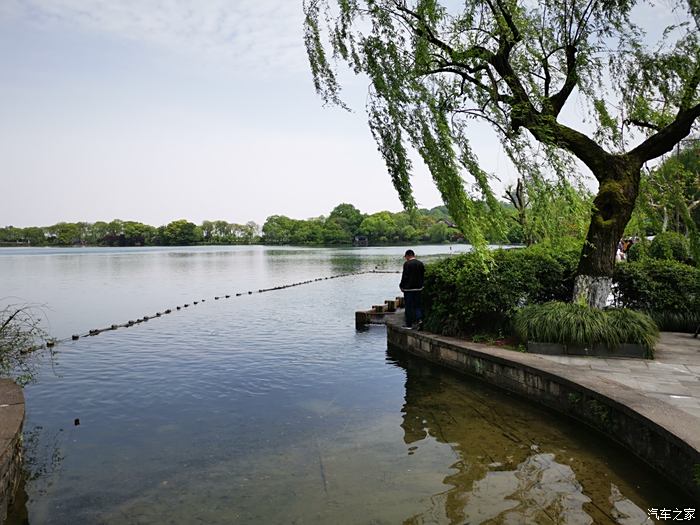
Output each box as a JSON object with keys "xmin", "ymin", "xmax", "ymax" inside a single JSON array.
[
  {"xmin": 391, "ymin": 351, "xmax": 651, "ymax": 525},
  {"xmin": 6, "ymin": 425, "xmax": 65, "ymax": 524},
  {"xmin": 329, "ymin": 253, "xmax": 365, "ymax": 274}
]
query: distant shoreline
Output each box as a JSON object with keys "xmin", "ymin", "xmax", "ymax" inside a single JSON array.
[{"xmin": 0, "ymin": 241, "xmax": 481, "ymax": 249}]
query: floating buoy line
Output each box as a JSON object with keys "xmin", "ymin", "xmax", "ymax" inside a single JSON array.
[{"xmin": 43, "ymin": 270, "xmax": 400, "ymax": 348}]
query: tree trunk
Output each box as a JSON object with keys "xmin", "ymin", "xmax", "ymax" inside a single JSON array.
[{"xmin": 574, "ymin": 157, "xmax": 642, "ymax": 308}]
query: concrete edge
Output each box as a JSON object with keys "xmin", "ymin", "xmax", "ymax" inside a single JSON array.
[
  {"xmin": 0, "ymin": 379, "xmax": 24, "ymax": 523},
  {"xmin": 386, "ymin": 320, "xmax": 700, "ymax": 500}
]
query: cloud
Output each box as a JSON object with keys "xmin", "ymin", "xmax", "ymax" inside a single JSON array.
[{"xmin": 1, "ymin": 0, "xmax": 307, "ymax": 73}]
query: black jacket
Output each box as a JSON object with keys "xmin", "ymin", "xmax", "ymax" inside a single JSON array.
[{"xmin": 400, "ymin": 258, "xmax": 425, "ymax": 290}]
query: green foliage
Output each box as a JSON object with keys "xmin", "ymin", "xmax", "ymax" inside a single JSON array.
[
  {"xmin": 161, "ymin": 220, "xmax": 202, "ymax": 246},
  {"xmin": 613, "ymin": 259, "xmax": 700, "ymax": 331},
  {"xmin": 626, "ymin": 141, "xmax": 700, "ymax": 260},
  {"xmin": 359, "ymin": 211, "xmax": 398, "ymax": 243},
  {"xmin": 649, "ymin": 231, "xmax": 692, "ymax": 264},
  {"xmin": 0, "ymin": 306, "xmax": 48, "ymax": 386},
  {"xmin": 647, "ymin": 310, "xmax": 700, "ymax": 333},
  {"xmin": 0, "ymin": 219, "xmax": 261, "ymax": 247},
  {"xmin": 260, "ymin": 204, "xmax": 487, "ymax": 245},
  {"xmin": 423, "ymin": 244, "xmax": 580, "ymax": 335},
  {"xmin": 625, "ymin": 240, "xmax": 648, "ymax": 262},
  {"xmin": 513, "ymin": 302, "xmax": 658, "ymax": 355},
  {"xmin": 305, "ymin": 0, "xmax": 700, "ymax": 277}
]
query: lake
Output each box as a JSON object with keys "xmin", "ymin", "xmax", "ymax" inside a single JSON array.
[{"xmin": 0, "ymin": 245, "xmax": 684, "ymax": 524}]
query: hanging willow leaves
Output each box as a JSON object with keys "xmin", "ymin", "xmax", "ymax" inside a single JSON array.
[{"xmin": 304, "ymin": 0, "xmax": 699, "ymax": 305}]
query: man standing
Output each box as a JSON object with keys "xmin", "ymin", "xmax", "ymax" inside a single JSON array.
[{"xmin": 400, "ymin": 249, "xmax": 425, "ymax": 329}]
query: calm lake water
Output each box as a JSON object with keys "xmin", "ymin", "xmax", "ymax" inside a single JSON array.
[{"xmin": 0, "ymin": 245, "xmax": 688, "ymax": 524}]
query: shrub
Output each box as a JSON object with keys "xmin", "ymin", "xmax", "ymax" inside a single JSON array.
[
  {"xmin": 0, "ymin": 305, "xmax": 48, "ymax": 385},
  {"xmin": 423, "ymin": 244, "xmax": 579, "ymax": 335},
  {"xmin": 513, "ymin": 302, "xmax": 658, "ymax": 356},
  {"xmin": 613, "ymin": 259, "xmax": 700, "ymax": 331},
  {"xmin": 625, "ymin": 240, "xmax": 648, "ymax": 262},
  {"xmin": 649, "ymin": 231, "xmax": 691, "ymax": 263}
]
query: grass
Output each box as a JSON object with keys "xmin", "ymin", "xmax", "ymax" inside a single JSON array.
[
  {"xmin": 513, "ymin": 301, "xmax": 659, "ymax": 355},
  {"xmin": 646, "ymin": 310, "xmax": 700, "ymax": 333}
]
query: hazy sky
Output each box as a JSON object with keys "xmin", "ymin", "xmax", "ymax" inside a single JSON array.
[
  {"xmin": 0, "ymin": 1, "xmax": 682, "ymax": 228},
  {"xmin": 0, "ymin": 0, "xmax": 528, "ymax": 227}
]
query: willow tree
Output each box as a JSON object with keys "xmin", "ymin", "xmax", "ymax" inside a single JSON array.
[{"xmin": 304, "ymin": 0, "xmax": 700, "ymax": 307}]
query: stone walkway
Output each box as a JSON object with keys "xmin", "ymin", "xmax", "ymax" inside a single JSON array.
[{"xmin": 537, "ymin": 332, "xmax": 700, "ymax": 421}]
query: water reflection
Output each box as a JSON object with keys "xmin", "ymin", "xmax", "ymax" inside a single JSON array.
[
  {"xmin": 2, "ymin": 246, "xmax": 688, "ymax": 523},
  {"xmin": 391, "ymin": 349, "xmax": 666, "ymax": 524}
]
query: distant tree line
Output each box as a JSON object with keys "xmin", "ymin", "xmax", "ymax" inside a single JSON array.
[
  {"xmin": 0, "ymin": 202, "xmax": 533, "ymax": 247},
  {"xmin": 0, "ymin": 219, "xmax": 261, "ymax": 247}
]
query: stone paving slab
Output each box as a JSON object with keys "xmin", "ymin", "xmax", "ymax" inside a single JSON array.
[{"xmin": 535, "ymin": 332, "xmax": 700, "ymax": 423}]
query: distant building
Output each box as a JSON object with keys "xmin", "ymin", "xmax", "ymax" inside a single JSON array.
[{"xmin": 353, "ymin": 235, "xmax": 368, "ymax": 247}]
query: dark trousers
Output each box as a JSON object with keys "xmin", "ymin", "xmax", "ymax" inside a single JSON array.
[{"xmin": 403, "ymin": 290, "xmax": 422, "ymax": 327}]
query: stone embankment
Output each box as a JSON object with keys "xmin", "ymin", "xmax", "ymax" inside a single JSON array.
[
  {"xmin": 386, "ymin": 316, "xmax": 700, "ymax": 500},
  {"xmin": 0, "ymin": 380, "xmax": 24, "ymax": 523}
]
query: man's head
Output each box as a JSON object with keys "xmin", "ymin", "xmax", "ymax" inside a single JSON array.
[{"xmin": 404, "ymin": 249, "xmax": 415, "ymax": 260}]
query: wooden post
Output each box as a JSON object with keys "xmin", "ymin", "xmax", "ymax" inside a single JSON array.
[{"xmin": 355, "ymin": 310, "xmax": 371, "ymax": 327}]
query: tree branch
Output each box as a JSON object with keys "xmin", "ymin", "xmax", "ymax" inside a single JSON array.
[
  {"xmin": 0, "ymin": 309, "xmax": 22, "ymax": 334},
  {"xmin": 680, "ymin": 62, "xmax": 700, "ymax": 111},
  {"xmin": 630, "ymin": 103, "xmax": 700, "ymax": 163},
  {"xmin": 546, "ymin": 44, "xmax": 577, "ymax": 116},
  {"xmin": 624, "ymin": 118, "xmax": 662, "ymax": 132},
  {"xmin": 524, "ymin": 118, "xmax": 613, "ymax": 178}
]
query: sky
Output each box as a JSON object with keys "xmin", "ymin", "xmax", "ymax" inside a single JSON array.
[
  {"xmin": 0, "ymin": 1, "xmax": 685, "ymax": 228},
  {"xmin": 0, "ymin": 0, "xmax": 525, "ymax": 228}
]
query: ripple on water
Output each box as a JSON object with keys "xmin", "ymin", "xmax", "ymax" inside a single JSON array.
[{"xmin": 6, "ymin": 247, "xmax": 690, "ymax": 524}]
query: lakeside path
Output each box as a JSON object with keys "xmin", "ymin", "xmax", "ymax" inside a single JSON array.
[
  {"xmin": 386, "ymin": 316, "xmax": 700, "ymax": 499},
  {"xmin": 538, "ymin": 332, "xmax": 700, "ymax": 423}
]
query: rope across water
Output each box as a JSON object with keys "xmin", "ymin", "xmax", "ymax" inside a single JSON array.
[{"xmin": 44, "ymin": 270, "xmax": 400, "ymax": 348}]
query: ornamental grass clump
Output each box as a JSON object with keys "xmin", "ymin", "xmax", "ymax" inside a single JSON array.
[
  {"xmin": 605, "ymin": 308, "xmax": 659, "ymax": 354},
  {"xmin": 513, "ymin": 302, "xmax": 658, "ymax": 356}
]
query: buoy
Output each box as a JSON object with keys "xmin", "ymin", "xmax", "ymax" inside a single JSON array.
[
  {"xmin": 176, "ymin": 306, "xmax": 181, "ymax": 310},
  {"xmin": 225, "ymin": 295, "xmax": 230, "ymax": 298},
  {"xmin": 46, "ymin": 340, "xmax": 55, "ymax": 347},
  {"xmin": 74, "ymin": 418, "xmax": 80, "ymax": 426},
  {"xmin": 215, "ymin": 297, "xmax": 219, "ymax": 300},
  {"xmin": 184, "ymin": 304, "xmax": 189, "ymax": 307},
  {"xmin": 236, "ymin": 293, "xmax": 242, "ymax": 297},
  {"xmin": 248, "ymin": 291, "xmax": 252, "ymax": 295},
  {"xmin": 194, "ymin": 301, "xmax": 198, "ymax": 305},
  {"xmin": 156, "ymin": 313, "xmax": 161, "ymax": 317},
  {"xmin": 201, "ymin": 299, "xmax": 205, "ymax": 302},
  {"xmin": 111, "ymin": 324, "xmax": 118, "ymax": 329},
  {"xmin": 165, "ymin": 309, "xmax": 171, "ymax": 314},
  {"xmin": 72, "ymin": 334, "xmax": 79, "ymax": 340}
]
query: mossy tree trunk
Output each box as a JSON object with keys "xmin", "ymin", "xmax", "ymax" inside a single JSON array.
[
  {"xmin": 574, "ymin": 158, "xmax": 642, "ymax": 307},
  {"xmin": 566, "ymin": 106, "xmax": 700, "ymax": 307}
]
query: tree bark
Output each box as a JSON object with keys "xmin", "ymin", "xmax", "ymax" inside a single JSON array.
[{"xmin": 574, "ymin": 156, "xmax": 643, "ymax": 308}]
